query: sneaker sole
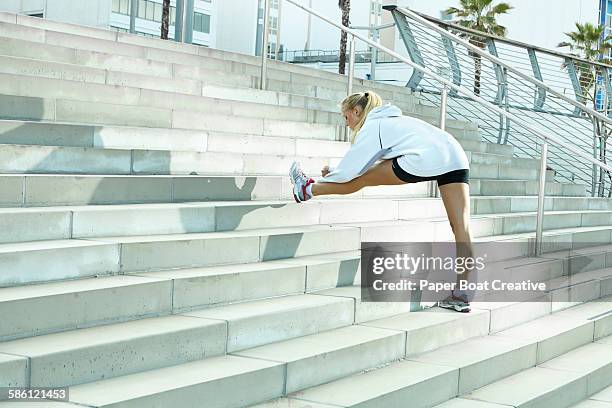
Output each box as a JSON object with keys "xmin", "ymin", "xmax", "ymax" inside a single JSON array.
[{"xmin": 439, "ymin": 303, "xmax": 471, "ymax": 313}]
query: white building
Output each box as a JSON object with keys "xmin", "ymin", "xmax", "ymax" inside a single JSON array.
[
  {"xmin": 0, "ymin": 1, "xmax": 601, "ymax": 62},
  {"xmin": 0, "ymin": 0, "xmax": 112, "ymax": 27},
  {"xmin": 0, "ymin": 0, "xmax": 216, "ymax": 47},
  {"xmin": 216, "ymin": 0, "xmax": 282, "ymax": 59}
]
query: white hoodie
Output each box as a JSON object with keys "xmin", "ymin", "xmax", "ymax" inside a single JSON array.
[{"xmin": 320, "ymin": 104, "xmax": 470, "ymax": 183}]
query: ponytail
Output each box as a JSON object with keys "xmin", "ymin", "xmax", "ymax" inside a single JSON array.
[{"xmin": 340, "ymin": 91, "xmax": 383, "ymax": 143}]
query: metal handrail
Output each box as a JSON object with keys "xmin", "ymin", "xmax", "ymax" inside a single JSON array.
[
  {"xmin": 412, "ymin": 9, "xmax": 612, "ymax": 70},
  {"xmin": 389, "ymin": 6, "xmax": 612, "ymax": 126},
  {"xmin": 279, "ymin": 0, "xmax": 612, "ymax": 255}
]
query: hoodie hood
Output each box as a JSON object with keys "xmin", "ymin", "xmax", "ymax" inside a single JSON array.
[{"xmin": 366, "ymin": 104, "xmax": 403, "ymax": 120}]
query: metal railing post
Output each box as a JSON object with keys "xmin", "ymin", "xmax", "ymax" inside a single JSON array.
[
  {"xmin": 260, "ymin": 0, "xmax": 271, "ymax": 90},
  {"xmin": 184, "ymin": 0, "xmax": 194, "ymax": 44},
  {"xmin": 129, "ymin": 0, "xmax": 137, "ymax": 33},
  {"xmin": 535, "ymin": 140, "xmax": 548, "ymax": 256},
  {"xmin": 174, "ymin": 0, "xmax": 184, "ymax": 42},
  {"xmin": 347, "ymin": 34, "xmax": 356, "ymax": 95},
  {"xmin": 439, "ymin": 85, "xmax": 448, "ymax": 131},
  {"xmin": 370, "ymin": 29, "xmax": 378, "ymax": 81}
]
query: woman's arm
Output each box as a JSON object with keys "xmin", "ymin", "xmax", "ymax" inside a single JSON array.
[{"xmin": 319, "ymin": 121, "xmax": 389, "ymax": 183}]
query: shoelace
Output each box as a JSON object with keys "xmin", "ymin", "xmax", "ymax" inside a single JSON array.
[{"xmin": 295, "ymin": 166, "xmax": 309, "ymax": 182}]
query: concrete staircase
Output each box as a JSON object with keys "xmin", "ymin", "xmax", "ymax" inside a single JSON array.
[{"xmin": 0, "ymin": 12, "xmax": 611, "ymax": 408}]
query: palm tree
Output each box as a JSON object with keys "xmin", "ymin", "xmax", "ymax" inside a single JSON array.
[
  {"xmin": 161, "ymin": 0, "xmax": 170, "ymax": 40},
  {"xmin": 445, "ymin": 0, "xmax": 513, "ymax": 95},
  {"xmin": 559, "ymin": 23, "xmax": 612, "ymax": 197},
  {"xmin": 558, "ymin": 22, "xmax": 612, "ymax": 105},
  {"xmin": 338, "ymin": 0, "xmax": 351, "ymax": 75}
]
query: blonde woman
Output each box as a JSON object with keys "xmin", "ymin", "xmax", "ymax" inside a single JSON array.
[{"xmin": 289, "ymin": 91, "xmax": 474, "ymax": 312}]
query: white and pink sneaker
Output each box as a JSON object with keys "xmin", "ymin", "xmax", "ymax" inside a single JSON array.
[{"xmin": 289, "ymin": 161, "xmax": 315, "ymax": 203}]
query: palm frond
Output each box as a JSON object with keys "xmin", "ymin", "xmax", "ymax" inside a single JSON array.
[
  {"xmin": 448, "ymin": 0, "xmax": 513, "ymax": 38},
  {"xmin": 489, "ymin": 2, "xmax": 513, "ymax": 15}
]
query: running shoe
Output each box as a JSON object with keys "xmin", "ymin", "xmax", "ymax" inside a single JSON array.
[
  {"xmin": 289, "ymin": 161, "xmax": 315, "ymax": 203},
  {"xmin": 438, "ymin": 291, "xmax": 471, "ymax": 313}
]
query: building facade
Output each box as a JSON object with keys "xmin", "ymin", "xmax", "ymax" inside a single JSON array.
[
  {"xmin": 109, "ymin": 0, "xmax": 215, "ymax": 47},
  {"xmin": 1, "ymin": 0, "xmax": 216, "ymax": 47},
  {"xmin": 216, "ymin": 0, "xmax": 282, "ymax": 59}
]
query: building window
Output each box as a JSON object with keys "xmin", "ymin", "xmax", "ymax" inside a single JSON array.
[
  {"xmin": 137, "ymin": 0, "xmax": 146, "ymax": 18},
  {"xmin": 193, "ymin": 12, "xmax": 210, "ymax": 33},
  {"xmin": 112, "ymin": 0, "xmax": 131, "ymax": 15},
  {"xmin": 114, "ymin": 1, "xmax": 203, "ymax": 33},
  {"xmin": 145, "ymin": 1, "xmax": 155, "ymax": 19},
  {"xmin": 28, "ymin": 13, "xmax": 44, "ymax": 18},
  {"xmin": 154, "ymin": 2, "xmax": 162, "ymax": 21}
]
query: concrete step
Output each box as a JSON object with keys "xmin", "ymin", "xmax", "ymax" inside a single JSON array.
[
  {"xmin": 2, "ymin": 172, "xmax": 584, "ymax": 209},
  {"xmin": 0, "ymin": 251, "xmax": 360, "ymax": 342},
  {"xmin": 492, "ymin": 295, "xmax": 612, "ymax": 363},
  {"xmin": 0, "ymin": 23, "xmax": 411, "ymax": 103},
  {"xmin": 0, "ymin": 35, "xmax": 432, "ymax": 118},
  {"xmin": 0, "ymin": 293, "xmax": 358, "ymax": 388},
  {"xmin": 234, "ymin": 324, "xmax": 408, "ymax": 395},
  {"xmin": 240, "ymin": 307, "xmax": 490, "ymax": 397},
  {"xmin": 0, "ymin": 143, "xmax": 341, "ymax": 175},
  {"xmin": 572, "ymin": 383, "xmax": 612, "ymax": 407},
  {"xmin": 451, "ymin": 340, "xmax": 612, "ymax": 407},
  {"xmin": 0, "ymin": 120, "xmax": 504, "ymax": 159},
  {"xmin": 9, "ymin": 190, "xmax": 610, "ymax": 239},
  {"xmin": 1, "ymin": 227, "xmax": 609, "ymax": 339},
  {"xmin": 258, "ymin": 302, "xmax": 612, "ymax": 408},
  {"xmin": 0, "ymin": 274, "xmax": 173, "ymax": 342},
  {"xmin": 179, "ymin": 294, "xmax": 355, "ymax": 353},
  {"xmin": 0, "ymin": 16, "xmax": 427, "ymax": 101},
  {"xmin": 0, "ymin": 53, "xmax": 462, "ymax": 131},
  {"xmin": 0, "ymin": 120, "xmax": 346, "ymax": 151},
  {"xmin": 1, "ymin": 226, "xmax": 610, "ymax": 339},
  {"xmin": 58, "ymin": 300, "xmax": 601, "ymax": 406},
  {"xmin": 4, "ymin": 198, "xmax": 612, "ymax": 247},
  {"xmin": 8, "ymin": 199, "xmax": 608, "ymax": 244},
  {"xmin": 0, "ymin": 92, "xmax": 350, "ymax": 140},
  {"xmin": 0, "ymin": 173, "xmax": 436, "ymax": 208},
  {"xmin": 1, "ymin": 247, "xmax": 609, "ymax": 395},
  {"xmin": 0, "ymin": 73, "xmax": 480, "ymax": 141},
  {"xmin": 65, "ymin": 354, "xmax": 286, "ymax": 407},
  {"xmin": 0, "ymin": 71, "xmax": 346, "ymax": 126},
  {"xmin": 470, "ymin": 178, "xmax": 586, "ymax": 196},
  {"xmin": 0, "ymin": 54, "xmax": 387, "ymax": 118},
  {"xmin": 398, "ymin": 196, "xmax": 612, "ymax": 219},
  {"xmin": 0, "ymin": 143, "xmax": 539, "ymax": 177},
  {"xmin": 471, "ymin": 196, "xmax": 612, "ymax": 215},
  {"xmin": 0, "ymin": 314, "xmax": 228, "ymax": 387},
  {"xmin": 353, "ymin": 218, "xmax": 612, "ymax": 259},
  {"xmin": 0, "ymin": 224, "xmax": 361, "ymax": 287},
  {"xmin": 470, "ymin": 210, "xmax": 612, "ymax": 236}
]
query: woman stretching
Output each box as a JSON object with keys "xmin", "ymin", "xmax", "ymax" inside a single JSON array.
[{"xmin": 289, "ymin": 91, "xmax": 474, "ymax": 312}]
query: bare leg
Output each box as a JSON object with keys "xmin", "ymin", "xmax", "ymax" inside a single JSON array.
[
  {"xmin": 311, "ymin": 160, "xmax": 405, "ymax": 196},
  {"xmin": 438, "ymin": 182, "xmax": 474, "ymax": 294}
]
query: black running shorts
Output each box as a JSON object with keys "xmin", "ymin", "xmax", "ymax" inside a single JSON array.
[{"xmin": 391, "ymin": 157, "xmax": 469, "ymax": 186}]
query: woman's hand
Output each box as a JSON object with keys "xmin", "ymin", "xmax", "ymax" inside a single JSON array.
[{"xmin": 321, "ymin": 165, "xmax": 331, "ymax": 177}]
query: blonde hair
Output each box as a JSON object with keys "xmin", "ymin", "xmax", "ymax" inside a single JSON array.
[{"xmin": 340, "ymin": 91, "xmax": 383, "ymax": 143}]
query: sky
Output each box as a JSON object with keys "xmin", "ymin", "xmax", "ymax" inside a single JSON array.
[{"xmin": 279, "ymin": 0, "xmax": 600, "ymax": 53}]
